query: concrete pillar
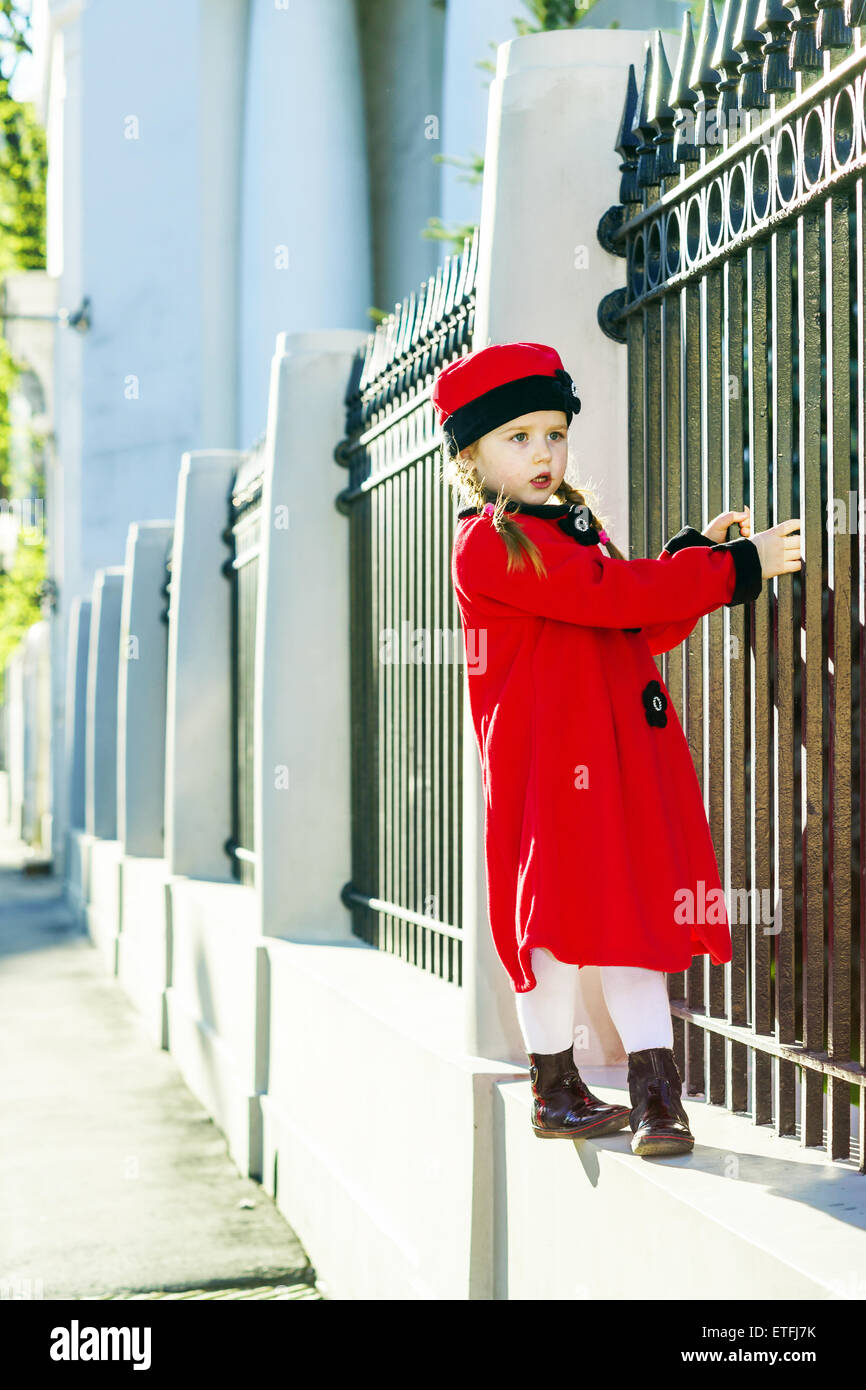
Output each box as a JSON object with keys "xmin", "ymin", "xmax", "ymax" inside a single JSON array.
[
  {"xmin": 474, "ymin": 28, "xmax": 652, "ymax": 538},
  {"xmin": 5, "ymin": 646, "xmax": 24, "ymax": 836},
  {"xmin": 21, "ymin": 622, "xmax": 51, "ymax": 846},
  {"xmin": 117, "ymin": 521, "xmax": 173, "ymax": 857},
  {"xmin": 440, "ymin": 0, "xmax": 519, "ymax": 235},
  {"xmin": 65, "ymin": 598, "xmax": 91, "ymax": 831},
  {"xmin": 33, "ymin": 622, "xmax": 52, "ymax": 850},
  {"xmin": 353, "ymin": 0, "xmax": 442, "ymax": 317},
  {"xmin": 21, "ymin": 631, "xmax": 36, "ymax": 842},
  {"xmin": 85, "ymin": 569, "xmax": 125, "ymax": 840},
  {"xmin": 255, "ymin": 330, "xmax": 367, "ymax": 940},
  {"xmin": 199, "ymin": 0, "xmax": 247, "ymax": 453},
  {"xmin": 239, "ymin": 0, "xmax": 371, "ymax": 447},
  {"xmin": 39, "ymin": 0, "xmax": 246, "ymax": 872},
  {"xmin": 466, "ymin": 29, "xmax": 654, "ymax": 1064},
  {"xmin": 164, "ymin": 451, "xmax": 239, "ymax": 881}
]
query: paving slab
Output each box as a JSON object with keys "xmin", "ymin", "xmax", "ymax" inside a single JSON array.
[{"xmin": 0, "ymin": 826, "xmax": 323, "ymax": 1301}]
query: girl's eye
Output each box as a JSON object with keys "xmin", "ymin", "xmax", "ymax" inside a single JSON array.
[{"xmin": 510, "ymin": 431, "xmax": 564, "ymax": 442}]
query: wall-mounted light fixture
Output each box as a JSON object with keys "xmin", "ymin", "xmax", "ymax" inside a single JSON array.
[
  {"xmin": 36, "ymin": 576, "xmax": 59, "ymax": 615},
  {"xmin": 0, "ymin": 295, "xmax": 91, "ymax": 333}
]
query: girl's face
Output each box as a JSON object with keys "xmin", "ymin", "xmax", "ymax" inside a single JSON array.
[{"xmin": 459, "ymin": 408, "xmax": 569, "ymax": 506}]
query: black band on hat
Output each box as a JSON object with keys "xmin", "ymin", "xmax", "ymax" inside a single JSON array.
[{"xmin": 441, "ymin": 372, "xmax": 581, "ymax": 456}]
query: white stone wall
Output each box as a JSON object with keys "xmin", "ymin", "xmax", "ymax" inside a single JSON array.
[{"xmin": 239, "ymin": 0, "xmax": 372, "ymax": 446}]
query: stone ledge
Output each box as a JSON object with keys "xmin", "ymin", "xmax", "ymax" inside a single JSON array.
[
  {"xmin": 262, "ymin": 933, "xmax": 525, "ymax": 1078},
  {"xmin": 496, "ymin": 1066, "xmax": 866, "ymax": 1300}
]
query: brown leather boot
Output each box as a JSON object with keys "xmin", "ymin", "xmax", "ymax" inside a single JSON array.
[
  {"xmin": 528, "ymin": 1045, "xmax": 631, "ymax": 1140},
  {"xmin": 627, "ymin": 1047, "xmax": 695, "ymax": 1156}
]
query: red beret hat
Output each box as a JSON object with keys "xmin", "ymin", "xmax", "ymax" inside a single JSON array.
[{"xmin": 431, "ymin": 341, "xmax": 581, "ymax": 456}]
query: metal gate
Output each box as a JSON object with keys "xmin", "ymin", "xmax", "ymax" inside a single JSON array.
[
  {"xmin": 335, "ymin": 230, "xmax": 479, "ymax": 985},
  {"xmin": 597, "ymin": 3, "xmax": 866, "ymax": 1169}
]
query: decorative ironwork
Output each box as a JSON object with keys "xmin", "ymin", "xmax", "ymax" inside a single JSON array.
[
  {"xmin": 597, "ymin": 287, "xmax": 628, "ymax": 344},
  {"xmin": 596, "ymin": 204, "xmax": 626, "ymax": 257},
  {"xmin": 334, "ymin": 229, "xmax": 479, "ymax": 985},
  {"xmin": 598, "ymin": 7, "xmax": 866, "ymax": 1170}
]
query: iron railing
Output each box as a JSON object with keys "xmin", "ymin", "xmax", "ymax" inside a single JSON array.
[
  {"xmin": 160, "ymin": 540, "xmax": 172, "ymax": 630},
  {"xmin": 597, "ymin": 0, "xmax": 866, "ymax": 1170},
  {"xmin": 222, "ymin": 436, "xmax": 266, "ymax": 886},
  {"xmin": 159, "ymin": 539, "xmax": 173, "ymax": 850},
  {"xmin": 335, "ymin": 229, "xmax": 479, "ymax": 984}
]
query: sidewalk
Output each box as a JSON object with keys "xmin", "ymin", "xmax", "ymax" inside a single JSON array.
[{"xmin": 0, "ymin": 825, "xmax": 322, "ymax": 1301}]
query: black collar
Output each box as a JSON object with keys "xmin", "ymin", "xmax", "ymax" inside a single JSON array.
[{"xmin": 457, "ymin": 500, "xmax": 572, "ymax": 520}]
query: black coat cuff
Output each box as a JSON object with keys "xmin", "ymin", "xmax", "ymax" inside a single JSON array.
[
  {"xmin": 709, "ymin": 536, "xmax": 763, "ymax": 606},
  {"xmin": 663, "ymin": 525, "xmax": 717, "ymax": 555}
]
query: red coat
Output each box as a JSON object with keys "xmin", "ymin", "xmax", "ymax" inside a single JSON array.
[{"xmin": 450, "ymin": 500, "xmax": 763, "ymax": 993}]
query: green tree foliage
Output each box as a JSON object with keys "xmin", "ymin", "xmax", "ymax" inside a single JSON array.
[
  {"xmin": 0, "ymin": 519, "xmax": 45, "ymax": 683},
  {"xmin": 689, "ymin": 1, "xmax": 719, "ymax": 27},
  {"xmin": 0, "ymin": 80, "xmax": 47, "ymax": 273},
  {"xmin": 0, "ymin": 1, "xmax": 48, "ymax": 705},
  {"xmin": 512, "ymin": 0, "xmax": 607, "ymax": 35}
]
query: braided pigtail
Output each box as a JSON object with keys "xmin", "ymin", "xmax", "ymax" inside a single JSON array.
[
  {"xmin": 442, "ymin": 444, "xmax": 547, "ymax": 575},
  {"xmin": 551, "ymin": 478, "xmax": 626, "ymax": 561},
  {"xmin": 441, "ymin": 441, "xmax": 626, "ymax": 572}
]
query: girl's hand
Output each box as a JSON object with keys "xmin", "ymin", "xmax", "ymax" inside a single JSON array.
[
  {"xmin": 702, "ymin": 506, "xmax": 751, "ymax": 544},
  {"xmin": 703, "ymin": 504, "xmax": 802, "ymax": 579},
  {"xmin": 749, "ymin": 518, "xmax": 803, "ymax": 580}
]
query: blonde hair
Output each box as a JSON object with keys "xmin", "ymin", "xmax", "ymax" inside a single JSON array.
[{"xmin": 441, "ymin": 439, "xmax": 626, "ymax": 576}]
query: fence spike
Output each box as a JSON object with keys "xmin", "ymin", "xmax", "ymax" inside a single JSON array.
[
  {"xmin": 633, "ymin": 41, "xmax": 659, "ymax": 194},
  {"xmin": 671, "ymin": 11, "xmax": 700, "ymax": 166},
  {"xmin": 756, "ymin": 0, "xmax": 797, "ymax": 95},
  {"xmin": 418, "ymin": 269, "xmax": 437, "ymax": 344},
  {"xmin": 429, "ymin": 265, "xmax": 448, "ymax": 370},
  {"xmin": 789, "ymin": 1, "xmax": 822, "ymax": 69},
  {"xmin": 734, "ymin": 0, "xmax": 770, "ymax": 113},
  {"xmin": 396, "ymin": 289, "xmax": 416, "ymax": 361},
  {"xmin": 442, "ymin": 246, "xmax": 460, "ymax": 322},
  {"xmin": 648, "ymin": 31, "xmax": 678, "ymax": 186},
  {"xmin": 714, "ymin": 0, "xmax": 749, "ymax": 129},
  {"xmin": 816, "ymin": 0, "xmax": 852, "ymax": 47},
  {"xmin": 464, "ymin": 223, "xmax": 479, "ymax": 297},
  {"xmin": 454, "ymin": 233, "xmax": 471, "ymax": 306},
  {"xmin": 691, "ymin": 0, "xmax": 723, "ymax": 152},
  {"xmin": 614, "ymin": 63, "xmax": 642, "ymax": 206},
  {"xmin": 410, "ymin": 281, "xmax": 427, "ymax": 349}
]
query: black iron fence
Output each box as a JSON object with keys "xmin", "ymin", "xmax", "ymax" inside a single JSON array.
[
  {"xmin": 160, "ymin": 539, "xmax": 172, "ymax": 632},
  {"xmin": 223, "ymin": 437, "xmax": 266, "ymax": 886},
  {"xmin": 335, "ymin": 229, "xmax": 479, "ymax": 984},
  {"xmin": 597, "ymin": 3, "xmax": 866, "ymax": 1170}
]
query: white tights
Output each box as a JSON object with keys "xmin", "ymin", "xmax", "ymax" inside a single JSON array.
[{"xmin": 514, "ymin": 947, "xmax": 674, "ymax": 1055}]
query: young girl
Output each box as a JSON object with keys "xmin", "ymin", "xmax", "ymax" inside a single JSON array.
[{"xmin": 432, "ymin": 341, "xmax": 802, "ymax": 1158}]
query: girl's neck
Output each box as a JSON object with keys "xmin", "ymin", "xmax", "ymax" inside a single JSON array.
[{"xmin": 481, "ymin": 485, "xmax": 566, "ymax": 511}]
